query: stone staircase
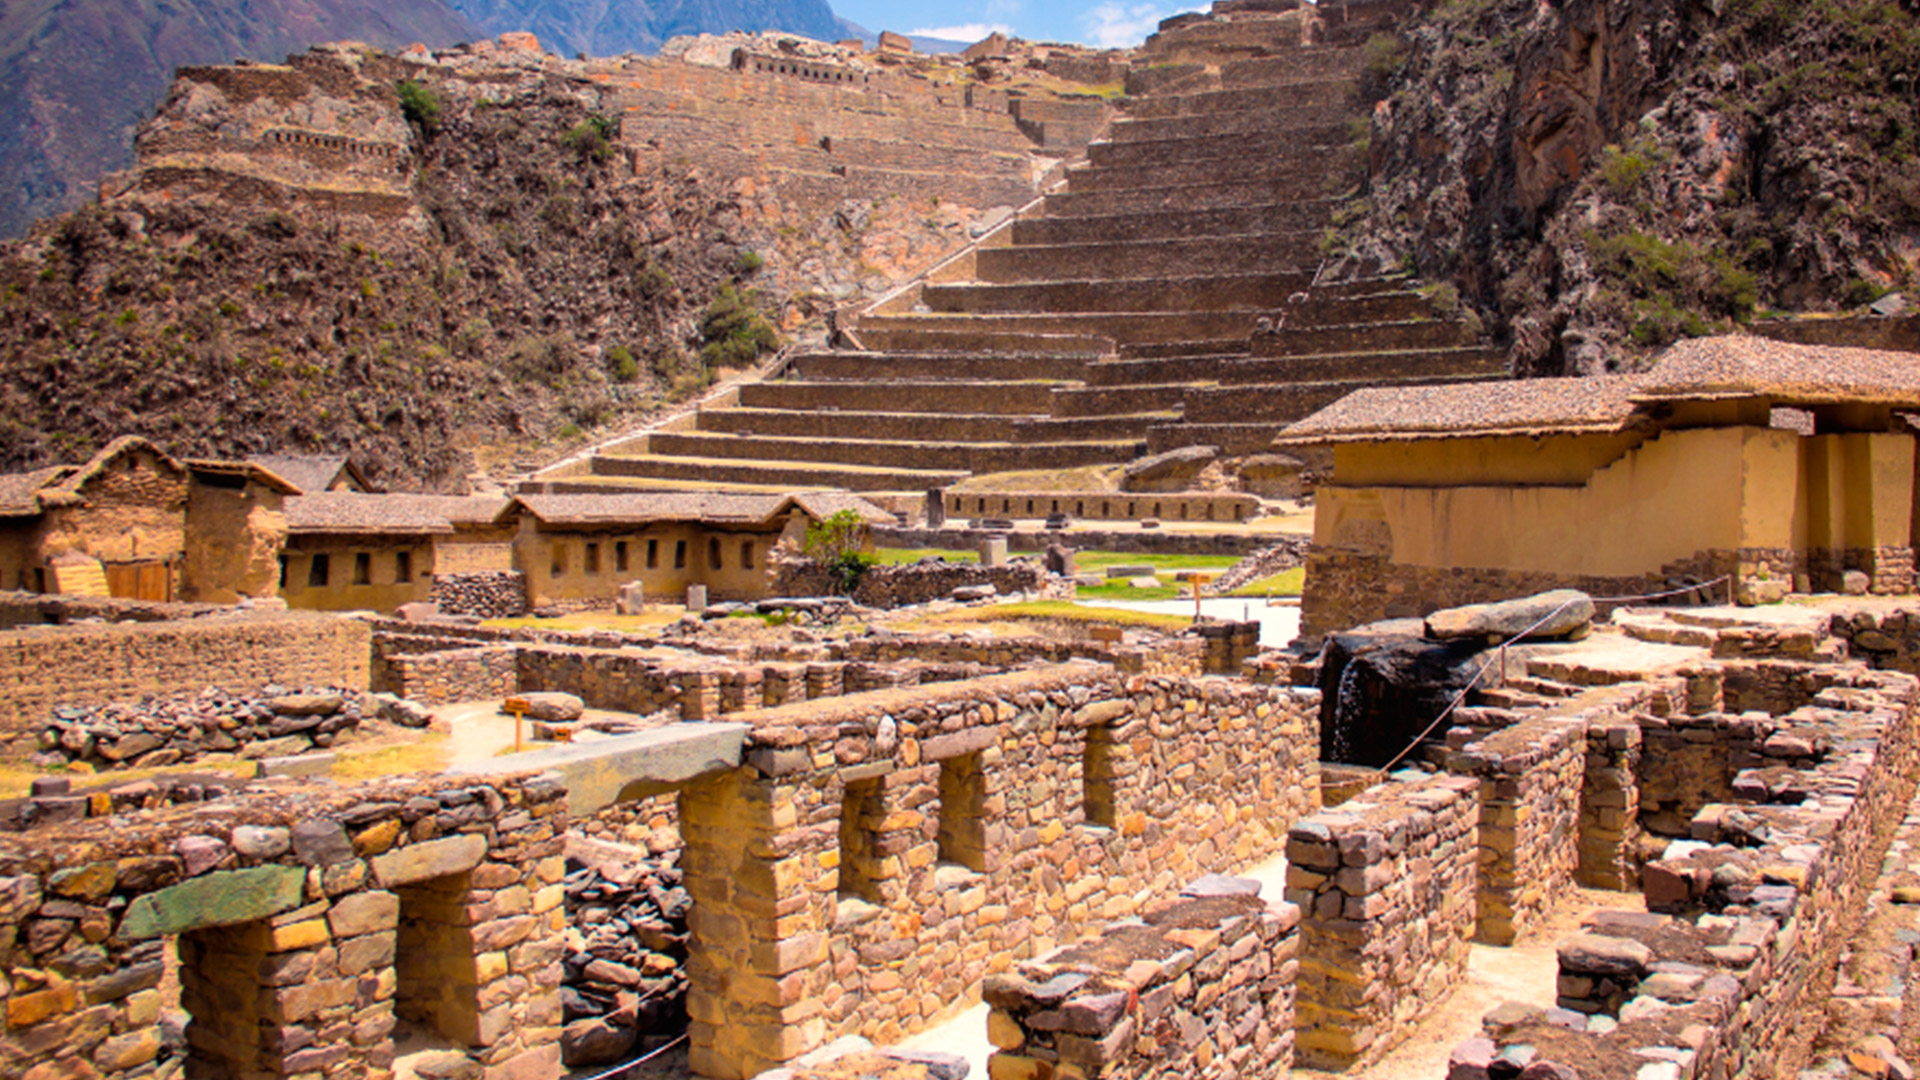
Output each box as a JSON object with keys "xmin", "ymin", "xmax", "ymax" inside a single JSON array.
[{"xmin": 571, "ymin": 0, "xmax": 1498, "ymax": 494}]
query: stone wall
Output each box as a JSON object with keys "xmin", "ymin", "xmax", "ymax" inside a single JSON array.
[
  {"xmin": 382, "ymin": 645, "xmax": 520, "ymax": 705},
  {"xmin": 0, "ymin": 772, "xmax": 568, "ymax": 1080},
  {"xmin": 767, "ymin": 556, "xmax": 1049, "ymax": 607},
  {"xmin": 984, "ymin": 879, "xmax": 1301, "ymax": 1080},
  {"xmin": 0, "ymin": 612, "xmax": 370, "ymax": 750},
  {"xmin": 1286, "ymin": 773, "xmax": 1480, "ymax": 1069},
  {"xmin": 1444, "ymin": 715, "xmax": 1585, "ymax": 945},
  {"xmin": 675, "ymin": 666, "xmax": 1322, "ymax": 1079},
  {"xmin": 432, "ymin": 571, "xmax": 527, "ymax": 619},
  {"xmin": 1456, "ymin": 665, "xmax": 1920, "ymax": 1080}
]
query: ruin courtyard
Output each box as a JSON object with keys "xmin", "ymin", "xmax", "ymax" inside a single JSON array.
[{"xmin": 6, "ymin": 0, "xmax": 1920, "ymax": 1079}]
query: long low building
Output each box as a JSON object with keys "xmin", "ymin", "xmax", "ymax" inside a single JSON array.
[{"xmin": 1279, "ymin": 336, "xmax": 1920, "ymax": 638}]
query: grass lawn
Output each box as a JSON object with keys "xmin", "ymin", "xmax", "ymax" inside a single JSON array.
[
  {"xmin": 916, "ymin": 601, "xmax": 1193, "ymax": 632},
  {"xmin": 1226, "ymin": 567, "xmax": 1306, "ymax": 597},
  {"xmin": 1074, "ymin": 552, "xmax": 1239, "ymax": 573},
  {"xmin": 876, "ymin": 547, "xmax": 979, "ymax": 565},
  {"xmin": 1076, "ymin": 581, "xmax": 1185, "ymax": 601},
  {"xmin": 483, "ymin": 611, "xmax": 682, "ymax": 632}
]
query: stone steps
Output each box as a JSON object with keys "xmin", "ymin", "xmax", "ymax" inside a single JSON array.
[
  {"xmin": 1065, "ymin": 146, "xmax": 1361, "ymax": 192},
  {"xmin": 587, "ymin": 453, "xmax": 969, "ymax": 493},
  {"xmin": 1218, "ymin": 47, "xmax": 1369, "ymax": 87},
  {"xmin": 738, "ymin": 379, "xmax": 1064, "ymax": 415},
  {"xmin": 1098, "ymin": 116, "xmax": 1351, "ymax": 155},
  {"xmin": 855, "ymin": 310, "xmax": 1266, "ymax": 347},
  {"xmin": 846, "ymin": 327, "xmax": 1115, "ymax": 356},
  {"xmin": 1050, "ymin": 382, "xmax": 1200, "ymax": 417},
  {"xmin": 1125, "ymin": 77, "xmax": 1363, "ymax": 120},
  {"xmin": 785, "ymin": 351, "xmax": 1097, "ymax": 382},
  {"xmin": 1083, "ymin": 345, "xmax": 1506, "ymax": 387},
  {"xmin": 1146, "ymin": 421, "xmax": 1293, "ymax": 455},
  {"xmin": 973, "ymin": 232, "xmax": 1320, "ymax": 282},
  {"xmin": 920, "ymin": 271, "xmax": 1314, "ymax": 314},
  {"xmin": 1179, "ymin": 371, "xmax": 1509, "ymax": 423},
  {"xmin": 1252, "ymin": 318, "xmax": 1483, "ymax": 356},
  {"xmin": 643, "ymin": 431, "xmax": 1142, "ymax": 472},
  {"xmin": 1043, "ymin": 178, "xmax": 1332, "ymax": 218},
  {"xmin": 693, "ymin": 407, "xmax": 1025, "ymax": 443},
  {"xmin": 1010, "ymin": 203, "xmax": 1335, "ymax": 246},
  {"xmin": 1119, "ymin": 339, "xmax": 1251, "ymax": 360}
]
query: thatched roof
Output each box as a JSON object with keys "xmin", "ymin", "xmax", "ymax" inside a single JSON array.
[
  {"xmin": 509, "ymin": 491, "xmax": 892, "ymax": 528},
  {"xmin": 1276, "ymin": 377, "xmax": 1645, "ymax": 446},
  {"xmin": 1279, "ymin": 336, "xmax": 1920, "ymax": 447},
  {"xmin": 34, "ymin": 437, "xmax": 188, "ymax": 510},
  {"xmin": 1632, "ymin": 336, "xmax": 1920, "ymax": 405},
  {"xmin": 0, "ymin": 466, "xmax": 74, "ymax": 517},
  {"xmin": 285, "ymin": 493, "xmax": 510, "ymax": 536},
  {"xmin": 246, "ymin": 454, "xmax": 374, "ymax": 494}
]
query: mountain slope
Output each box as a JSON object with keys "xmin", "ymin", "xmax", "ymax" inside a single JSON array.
[
  {"xmin": 0, "ymin": 0, "xmax": 480, "ymax": 238},
  {"xmin": 448, "ymin": 0, "xmax": 845, "ymax": 59}
]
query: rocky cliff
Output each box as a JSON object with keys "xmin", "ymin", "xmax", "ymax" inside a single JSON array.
[
  {"xmin": 1338, "ymin": 0, "xmax": 1920, "ymax": 373},
  {"xmin": 0, "ymin": 0, "xmax": 479, "ymax": 239},
  {"xmin": 0, "ymin": 38, "xmax": 1097, "ymax": 490}
]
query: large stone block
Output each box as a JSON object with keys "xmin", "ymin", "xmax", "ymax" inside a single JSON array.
[
  {"xmin": 371, "ymin": 834, "xmax": 488, "ymax": 887},
  {"xmin": 120, "ymin": 864, "xmax": 307, "ymax": 940}
]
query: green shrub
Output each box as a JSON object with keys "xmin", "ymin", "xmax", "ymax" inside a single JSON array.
[
  {"xmin": 804, "ymin": 509, "xmax": 877, "ymax": 595},
  {"xmin": 606, "ymin": 344, "xmax": 639, "ymax": 381},
  {"xmin": 636, "ymin": 263, "xmax": 675, "ymax": 300},
  {"xmin": 1597, "ymin": 145, "xmax": 1653, "ymax": 195},
  {"xmin": 562, "ymin": 114, "xmax": 620, "ymax": 163},
  {"xmin": 396, "ymin": 81, "xmax": 441, "ymax": 135},
  {"xmin": 1361, "ymin": 32, "xmax": 1408, "ymax": 80},
  {"xmin": 736, "ymin": 249, "xmax": 765, "ymax": 275},
  {"xmin": 698, "ymin": 285, "xmax": 779, "ymax": 369}
]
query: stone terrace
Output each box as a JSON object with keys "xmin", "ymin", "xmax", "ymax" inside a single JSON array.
[{"xmin": 566, "ymin": 0, "xmax": 1498, "ymax": 494}]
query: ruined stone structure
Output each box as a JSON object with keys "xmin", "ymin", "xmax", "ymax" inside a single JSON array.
[
  {"xmin": 573, "ymin": 0, "xmax": 1495, "ymax": 494},
  {"xmin": 2, "ymin": 581, "xmax": 1920, "ymax": 1079}
]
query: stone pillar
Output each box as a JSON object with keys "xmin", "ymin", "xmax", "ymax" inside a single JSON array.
[
  {"xmin": 926, "ymin": 488, "xmax": 947, "ymax": 528},
  {"xmin": 1578, "ymin": 719, "xmax": 1643, "ymax": 890},
  {"xmin": 677, "ymin": 671, "xmax": 721, "ymax": 721},
  {"xmin": 681, "ymin": 771, "xmax": 832, "ymax": 1080},
  {"xmin": 980, "ymin": 537, "xmax": 1008, "ymax": 567},
  {"xmin": 687, "ymin": 584, "xmax": 708, "ymax": 611}
]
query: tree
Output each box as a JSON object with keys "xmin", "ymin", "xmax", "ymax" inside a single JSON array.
[{"xmin": 802, "ymin": 509, "xmax": 875, "ymax": 595}]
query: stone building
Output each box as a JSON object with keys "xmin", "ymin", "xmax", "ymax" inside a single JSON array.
[
  {"xmin": 506, "ymin": 491, "xmax": 888, "ymax": 609},
  {"xmin": 279, "ymin": 492, "xmax": 513, "ymax": 611},
  {"xmin": 1281, "ymin": 336, "xmax": 1920, "ymax": 637},
  {"xmin": 0, "ymin": 437, "xmax": 295, "ymax": 602}
]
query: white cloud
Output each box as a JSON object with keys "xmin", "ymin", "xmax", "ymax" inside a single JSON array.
[
  {"xmin": 906, "ymin": 22, "xmax": 1016, "ymax": 41},
  {"xmin": 1079, "ymin": 2, "xmax": 1202, "ymax": 48}
]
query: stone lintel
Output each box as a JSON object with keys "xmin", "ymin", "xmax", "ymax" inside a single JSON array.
[
  {"xmin": 447, "ymin": 723, "xmax": 752, "ymax": 815},
  {"xmin": 121, "ymin": 865, "xmax": 307, "ymax": 940}
]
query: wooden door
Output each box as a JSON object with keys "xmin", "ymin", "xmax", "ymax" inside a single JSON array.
[{"xmin": 105, "ymin": 561, "xmax": 172, "ymax": 602}]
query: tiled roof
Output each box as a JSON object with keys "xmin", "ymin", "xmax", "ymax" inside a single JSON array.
[
  {"xmin": 0, "ymin": 466, "xmax": 73, "ymax": 516},
  {"xmin": 1277, "ymin": 377, "xmax": 1645, "ymax": 445},
  {"xmin": 247, "ymin": 454, "xmax": 359, "ymax": 494},
  {"xmin": 1632, "ymin": 335, "xmax": 1920, "ymax": 405}
]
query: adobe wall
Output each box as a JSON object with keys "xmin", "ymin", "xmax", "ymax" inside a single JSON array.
[
  {"xmin": 0, "ymin": 772, "xmax": 567, "ymax": 1080},
  {"xmin": 281, "ymin": 536, "xmax": 436, "ymax": 612},
  {"xmin": 0, "ymin": 613, "xmax": 370, "ymax": 749},
  {"xmin": 677, "ymin": 666, "xmax": 1322, "ymax": 1078},
  {"xmin": 182, "ymin": 480, "xmax": 286, "ymax": 603},
  {"xmin": 877, "ymin": 524, "xmax": 1277, "ymax": 557},
  {"xmin": 515, "ymin": 521, "xmax": 785, "ymax": 609},
  {"xmin": 944, "ymin": 490, "xmax": 1259, "ymax": 524}
]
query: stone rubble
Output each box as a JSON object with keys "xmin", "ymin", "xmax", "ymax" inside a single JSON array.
[
  {"xmin": 560, "ymin": 857, "xmax": 691, "ymax": 1067},
  {"xmin": 33, "ymin": 685, "xmax": 366, "ymax": 769}
]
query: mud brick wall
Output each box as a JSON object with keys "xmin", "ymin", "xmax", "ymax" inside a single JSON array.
[
  {"xmin": 1286, "ymin": 773, "xmax": 1480, "ymax": 1069},
  {"xmin": 1445, "ymin": 716, "xmax": 1585, "ymax": 945},
  {"xmin": 984, "ymin": 884, "xmax": 1301, "ymax": 1080},
  {"xmin": 674, "ymin": 666, "xmax": 1321, "ymax": 1079},
  {"xmin": 0, "ymin": 613, "xmax": 370, "ymax": 749},
  {"xmin": 0, "ymin": 772, "xmax": 569, "ymax": 1080},
  {"xmin": 1457, "ymin": 669, "xmax": 1920, "ymax": 1080}
]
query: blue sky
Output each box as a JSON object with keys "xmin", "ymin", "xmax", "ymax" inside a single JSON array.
[{"xmin": 834, "ymin": 0, "xmax": 1208, "ymax": 48}]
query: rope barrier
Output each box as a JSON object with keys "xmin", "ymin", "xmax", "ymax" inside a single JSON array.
[
  {"xmin": 1361, "ymin": 574, "xmax": 1733, "ymax": 780},
  {"xmin": 571, "ymin": 1034, "xmax": 690, "ymax": 1080}
]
